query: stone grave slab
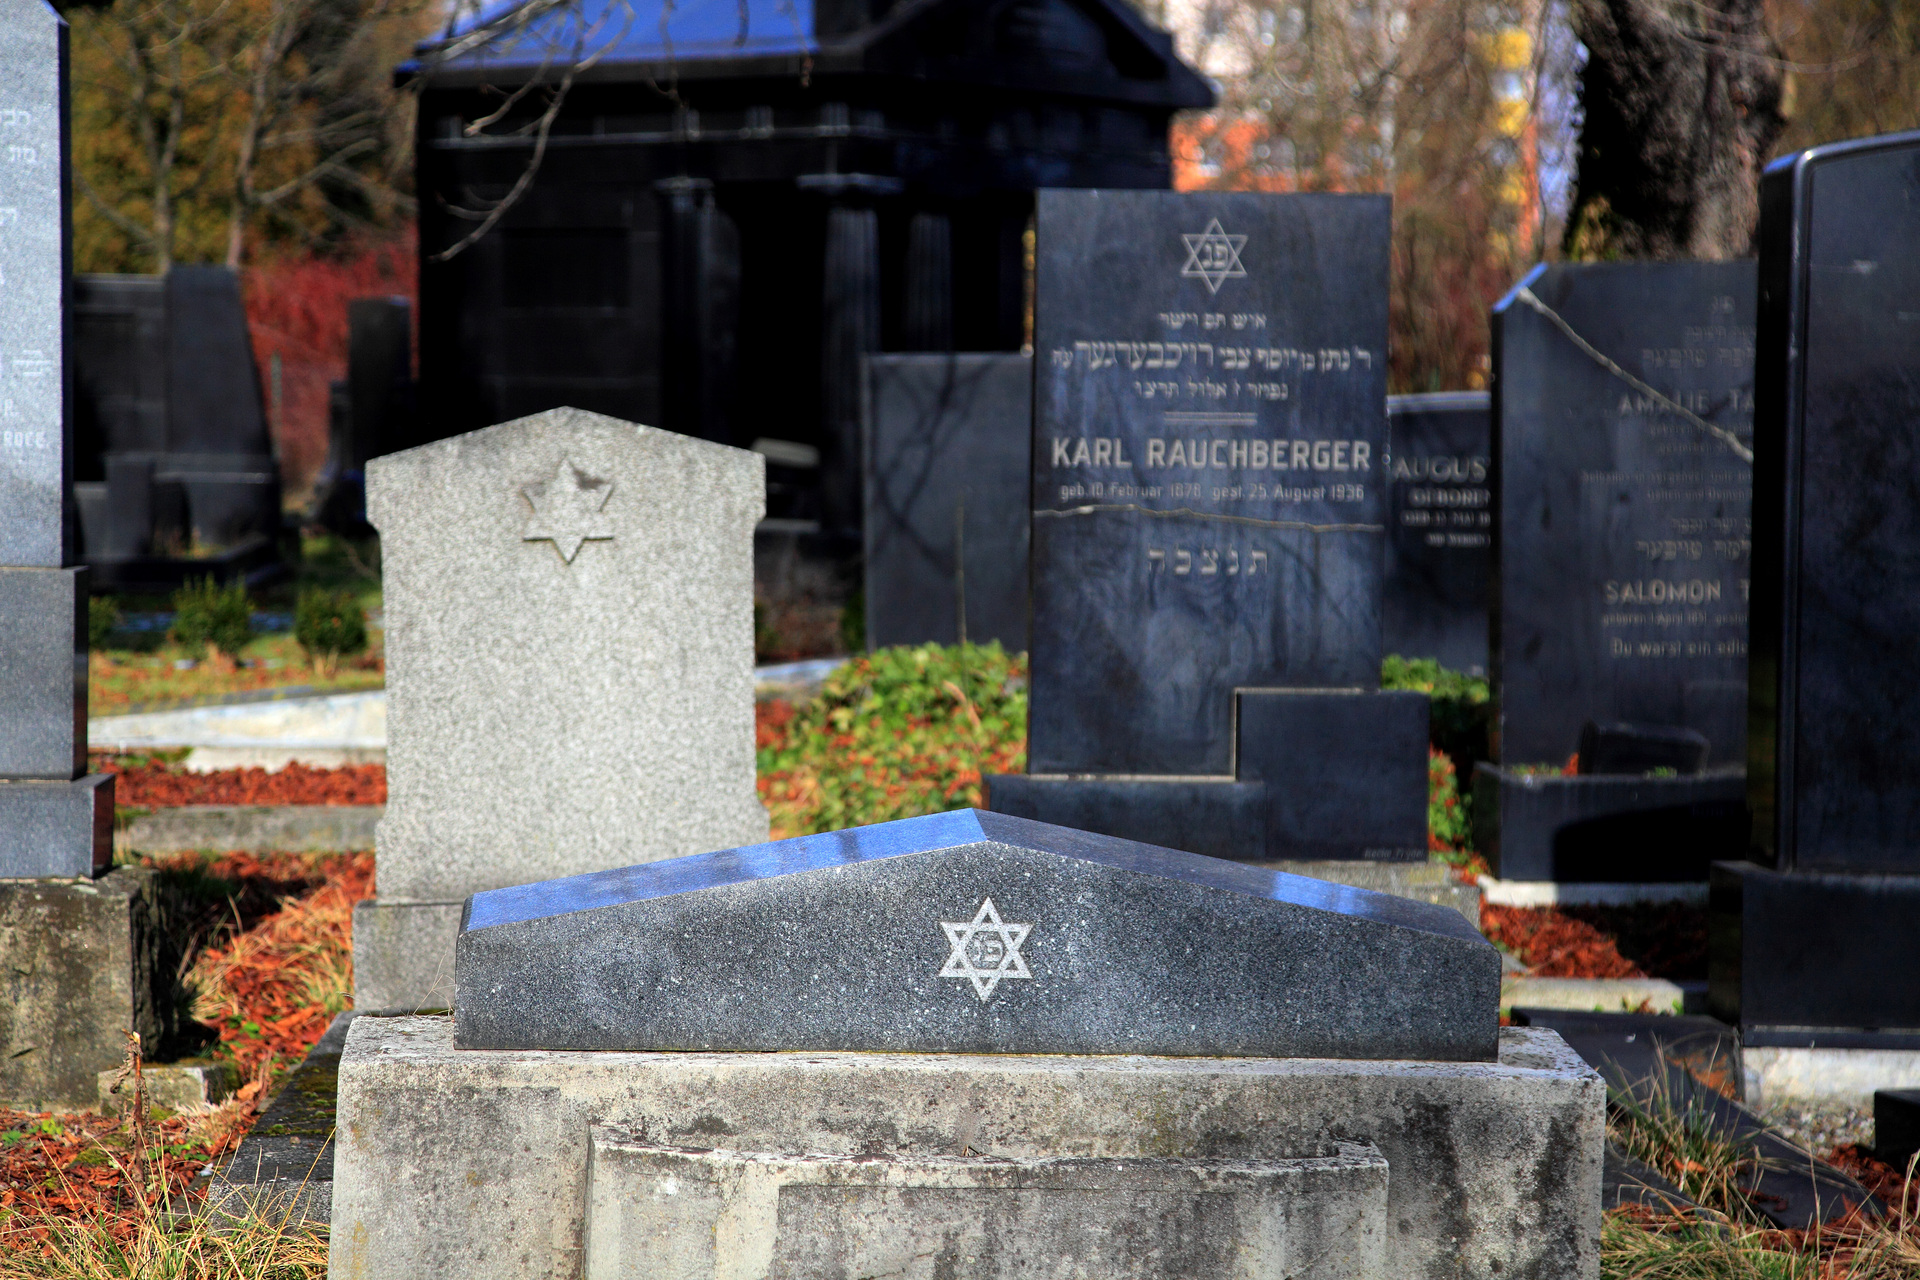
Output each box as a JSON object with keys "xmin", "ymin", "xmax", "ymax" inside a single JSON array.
[
  {"xmin": 1384, "ymin": 391, "xmax": 1491, "ymax": 674},
  {"xmin": 863, "ymin": 353, "xmax": 1030, "ymax": 651},
  {"xmin": 585, "ymin": 1131, "xmax": 1389, "ymax": 1280},
  {"xmin": 356, "ymin": 406, "xmax": 769, "ymax": 1009},
  {"xmin": 455, "ymin": 808, "xmax": 1500, "ymax": 1060}
]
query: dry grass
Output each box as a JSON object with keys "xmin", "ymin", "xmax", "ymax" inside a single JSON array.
[
  {"xmin": 0, "ymin": 1181, "xmax": 327, "ymax": 1280},
  {"xmin": 1604, "ymin": 1065, "xmax": 1920, "ymax": 1278}
]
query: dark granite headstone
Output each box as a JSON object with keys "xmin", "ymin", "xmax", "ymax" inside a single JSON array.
[
  {"xmin": 454, "ymin": 808, "xmax": 1500, "ymax": 1059},
  {"xmin": 1492, "ymin": 261, "xmax": 1756, "ymax": 770},
  {"xmin": 1713, "ymin": 129, "xmax": 1920, "ymax": 1044},
  {"xmin": 1384, "ymin": 392, "xmax": 1491, "ymax": 674},
  {"xmin": 1029, "ymin": 190, "xmax": 1390, "ymax": 776},
  {"xmin": 163, "ymin": 267, "xmax": 279, "ymax": 546},
  {"xmin": 991, "ymin": 191, "xmax": 1426, "ymax": 862},
  {"xmin": 1747, "ymin": 130, "xmax": 1920, "ymax": 877},
  {"xmin": 1877, "ymin": 1091, "xmax": 1920, "ymax": 1169},
  {"xmin": 863, "ymin": 354, "xmax": 1029, "ymax": 651},
  {"xmin": 347, "ymin": 298, "xmax": 413, "ymax": 468}
]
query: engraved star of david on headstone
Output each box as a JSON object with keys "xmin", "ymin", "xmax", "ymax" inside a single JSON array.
[
  {"xmin": 521, "ymin": 458, "xmax": 615, "ymax": 564},
  {"xmin": 938, "ymin": 897, "xmax": 1034, "ymax": 1002},
  {"xmin": 1181, "ymin": 218, "xmax": 1249, "ymax": 294}
]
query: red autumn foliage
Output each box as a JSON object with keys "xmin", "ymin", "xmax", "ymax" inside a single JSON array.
[
  {"xmin": 1480, "ymin": 902, "xmax": 1710, "ymax": 980},
  {"xmin": 188, "ymin": 852, "xmax": 373, "ymax": 1082},
  {"xmin": 100, "ymin": 759, "xmax": 387, "ymax": 806},
  {"xmin": 242, "ymin": 234, "xmax": 417, "ymax": 500},
  {"xmin": 0, "ymin": 1106, "xmax": 242, "ymax": 1248}
]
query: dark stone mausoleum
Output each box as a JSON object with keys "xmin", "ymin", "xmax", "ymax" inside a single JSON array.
[{"xmin": 404, "ymin": 0, "xmax": 1212, "ymax": 536}]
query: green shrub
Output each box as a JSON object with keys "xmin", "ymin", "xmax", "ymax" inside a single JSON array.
[
  {"xmin": 295, "ymin": 587, "xmax": 368, "ymax": 676},
  {"xmin": 87, "ymin": 596, "xmax": 121, "ymax": 650},
  {"xmin": 168, "ymin": 577, "xmax": 252, "ymax": 659},
  {"xmin": 759, "ymin": 643, "xmax": 1027, "ymax": 834},
  {"xmin": 1427, "ymin": 747, "xmax": 1471, "ymax": 855}
]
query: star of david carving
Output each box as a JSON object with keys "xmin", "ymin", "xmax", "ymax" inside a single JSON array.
[
  {"xmin": 1181, "ymin": 218, "xmax": 1249, "ymax": 294},
  {"xmin": 521, "ymin": 458, "xmax": 615, "ymax": 564},
  {"xmin": 938, "ymin": 897, "xmax": 1034, "ymax": 1002}
]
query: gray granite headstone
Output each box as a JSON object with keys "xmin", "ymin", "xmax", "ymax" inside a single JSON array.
[
  {"xmin": 454, "ymin": 808, "xmax": 1500, "ymax": 1059},
  {"xmin": 369, "ymin": 407, "xmax": 770, "ymax": 902},
  {"xmin": 0, "ymin": 0, "xmax": 109, "ymax": 881},
  {"xmin": 863, "ymin": 353, "xmax": 1029, "ymax": 651},
  {"xmin": 0, "ymin": 0, "xmax": 68, "ymax": 570}
]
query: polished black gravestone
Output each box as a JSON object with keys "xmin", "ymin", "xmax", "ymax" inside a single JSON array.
[
  {"xmin": 454, "ymin": 809, "xmax": 1500, "ymax": 1059},
  {"xmin": 988, "ymin": 191, "xmax": 1428, "ymax": 861},
  {"xmin": 1384, "ymin": 392, "xmax": 1491, "ymax": 675},
  {"xmin": 1477, "ymin": 261, "xmax": 1756, "ymax": 881},
  {"xmin": 1714, "ymin": 129, "xmax": 1920, "ymax": 1044},
  {"xmin": 862, "ymin": 354, "xmax": 1029, "ymax": 651}
]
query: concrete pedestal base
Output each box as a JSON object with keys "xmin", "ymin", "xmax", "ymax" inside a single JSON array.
[
  {"xmin": 351, "ymin": 899, "xmax": 460, "ymax": 1011},
  {"xmin": 328, "ymin": 1017, "xmax": 1603, "ymax": 1280},
  {"xmin": 1472, "ymin": 764, "xmax": 1745, "ymax": 881},
  {"xmin": 0, "ymin": 868, "xmax": 179, "ymax": 1110},
  {"xmin": 0, "ymin": 774, "xmax": 114, "ymax": 878}
]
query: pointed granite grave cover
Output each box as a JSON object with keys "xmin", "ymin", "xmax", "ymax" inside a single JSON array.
[{"xmin": 455, "ymin": 810, "xmax": 1501, "ymax": 1060}]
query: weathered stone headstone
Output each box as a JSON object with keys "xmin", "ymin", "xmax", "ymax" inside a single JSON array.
[
  {"xmin": 862, "ymin": 353, "xmax": 1029, "ymax": 651},
  {"xmin": 352, "ymin": 406, "xmax": 769, "ymax": 1009},
  {"xmin": 987, "ymin": 190, "xmax": 1428, "ymax": 861},
  {"xmin": 334, "ymin": 811, "xmax": 1603, "ymax": 1279},
  {"xmin": 1714, "ymin": 128, "xmax": 1920, "ymax": 1047},
  {"xmin": 0, "ymin": 0, "xmax": 140, "ymax": 1113},
  {"xmin": 1383, "ymin": 391, "xmax": 1491, "ymax": 674},
  {"xmin": 1475, "ymin": 261, "xmax": 1756, "ymax": 881}
]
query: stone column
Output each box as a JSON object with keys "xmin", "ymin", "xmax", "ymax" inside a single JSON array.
[
  {"xmin": 902, "ymin": 212, "xmax": 953, "ymax": 352},
  {"xmin": 819, "ymin": 203, "xmax": 880, "ymax": 539},
  {"xmin": 657, "ymin": 177, "xmax": 741, "ymax": 447}
]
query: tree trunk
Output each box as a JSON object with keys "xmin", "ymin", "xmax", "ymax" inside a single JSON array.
[{"xmin": 1564, "ymin": 0, "xmax": 1785, "ymax": 260}]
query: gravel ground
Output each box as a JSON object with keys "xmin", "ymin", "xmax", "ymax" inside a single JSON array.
[{"xmin": 1762, "ymin": 1099, "xmax": 1875, "ymax": 1156}]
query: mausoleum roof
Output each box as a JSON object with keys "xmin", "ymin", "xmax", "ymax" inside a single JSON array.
[{"xmin": 403, "ymin": 0, "xmax": 1214, "ymax": 109}]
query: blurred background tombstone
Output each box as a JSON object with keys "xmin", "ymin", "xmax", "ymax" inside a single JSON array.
[{"xmin": 862, "ymin": 353, "xmax": 1030, "ymax": 652}]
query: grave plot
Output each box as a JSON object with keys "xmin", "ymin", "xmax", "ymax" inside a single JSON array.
[{"xmin": 334, "ymin": 809, "xmax": 1604, "ymax": 1280}]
